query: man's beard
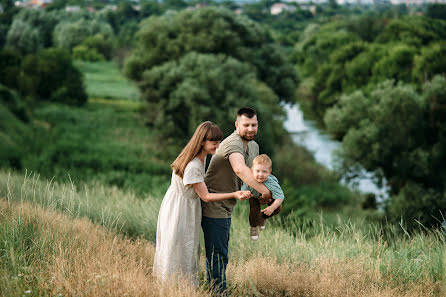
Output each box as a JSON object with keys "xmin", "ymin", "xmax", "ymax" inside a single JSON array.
[{"xmin": 241, "ymin": 134, "xmax": 255, "ymax": 141}]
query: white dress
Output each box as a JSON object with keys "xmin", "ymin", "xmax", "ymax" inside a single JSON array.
[{"xmin": 153, "ymin": 157, "xmax": 204, "ymax": 287}]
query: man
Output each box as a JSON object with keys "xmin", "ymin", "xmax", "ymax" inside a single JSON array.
[{"xmin": 202, "ymin": 107, "xmax": 272, "ymax": 294}]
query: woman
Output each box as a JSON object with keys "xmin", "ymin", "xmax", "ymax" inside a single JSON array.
[{"xmin": 153, "ymin": 121, "xmax": 252, "ymax": 286}]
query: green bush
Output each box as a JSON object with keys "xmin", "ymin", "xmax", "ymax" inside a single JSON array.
[
  {"xmin": 23, "ymin": 103, "xmax": 171, "ymax": 196},
  {"xmin": 0, "ymin": 84, "xmax": 29, "ymax": 122},
  {"xmin": 0, "ymin": 104, "xmax": 31, "ymax": 169},
  {"xmin": 81, "ymin": 34, "xmax": 113, "ymax": 60},
  {"xmin": 72, "ymin": 44, "xmax": 105, "ymax": 62},
  {"xmin": 5, "ymin": 19, "xmax": 42, "ymax": 54},
  {"xmin": 53, "ymin": 18, "xmax": 114, "ymax": 52},
  {"xmin": 19, "ymin": 48, "xmax": 87, "ymax": 106},
  {"xmin": 413, "ymin": 42, "xmax": 446, "ymax": 83},
  {"xmin": 0, "ymin": 49, "xmax": 22, "ymax": 90},
  {"xmin": 386, "ymin": 182, "xmax": 446, "ymax": 230}
]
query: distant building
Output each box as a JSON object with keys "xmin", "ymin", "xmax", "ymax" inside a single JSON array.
[
  {"xmin": 29, "ymin": 0, "xmax": 52, "ymax": 8},
  {"xmin": 270, "ymin": 3, "xmax": 296, "ymax": 15},
  {"xmin": 14, "ymin": 1, "xmax": 27, "ymax": 7}
]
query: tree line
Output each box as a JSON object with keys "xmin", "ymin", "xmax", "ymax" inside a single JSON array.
[{"xmin": 293, "ymin": 12, "xmax": 446, "ymax": 229}]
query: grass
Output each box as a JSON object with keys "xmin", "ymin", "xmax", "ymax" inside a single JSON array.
[
  {"xmin": 22, "ymin": 100, "xmax": 171, "ymax": 197},
  {"xmin": 1, "ymin": 170, "xmax": 445, "ymax": 296},
  {"xmin": 74, "ymin": 60, "xmax": 141, "ymax": 101},
  {"xmin": 0, "ymin": 199, "xmax": 208, "ymax": 297}
]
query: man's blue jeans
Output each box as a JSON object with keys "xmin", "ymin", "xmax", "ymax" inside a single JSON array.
[{"xmin": 201, "ymin": 216, "xmax": 231, "ymax": 293}]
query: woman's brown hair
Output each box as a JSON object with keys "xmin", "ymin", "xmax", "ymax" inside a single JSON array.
[{"xmin": 171, "ymin": 121, "xmax": 223, "ymax": 178}]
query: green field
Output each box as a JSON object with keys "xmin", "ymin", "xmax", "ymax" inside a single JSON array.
[{"xmin": 74, "ymin": 60, "xmax": 141, "ymax": 101}]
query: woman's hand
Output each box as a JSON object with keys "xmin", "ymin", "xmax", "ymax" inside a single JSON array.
[{"xmin": 234, "ymin": 190, "xmax": 252, "ymax": 200}]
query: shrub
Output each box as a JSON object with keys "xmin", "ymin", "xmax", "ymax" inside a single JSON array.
[
  {"xmin": 53, "ymin": 18, "xmax": 114, "ymax": 52},
  {"xmin": 0, "ymin": 49, "xmax": 22, "ymax": 90},
  {"xmin": 73, "ymin": 45, "xmax": 105, "ymax": 62},
  {"xmin": 0, "ymin": 84, "xmax": 29, "ymax": 122},
  {"xmin": 19, "ymin": 48, "xmax": 87, "ymax": 106},
  {"xmin": 0, "ymin": 104, "xmax": 31, "ymax": 169},
  {"xmin": 81, "ymin": 34, "xmax": 113, "ymax": 60},
  {"xmin": 5, "ymin": 19, "xmax": 42, "ymax": 54},
  {"xmin": 386, "ymin": 182, "xmax": 446, "ymax": 230}
]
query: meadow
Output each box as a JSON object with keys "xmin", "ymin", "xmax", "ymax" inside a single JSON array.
[
  {"xmin": 1, "ymin": 61, "xmax": 445, "ymax": 296},
  {"xmin": 1, "ymin": 169, "xmax": 445, "ymax": 296}
]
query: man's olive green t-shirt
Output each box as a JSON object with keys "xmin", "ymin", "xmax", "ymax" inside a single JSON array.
[{"xmin": 203, "ymin": 131, "xmax": 259, "ymax": 218}]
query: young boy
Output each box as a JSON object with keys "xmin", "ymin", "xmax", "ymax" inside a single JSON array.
[{"xmin": 241, "ymin": 154, "xmax": 284, "ymax": 240}]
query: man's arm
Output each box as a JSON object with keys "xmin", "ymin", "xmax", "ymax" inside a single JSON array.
[{"xmin": 229, "ymin": 153, "xmax": 272, "ymax": 201}]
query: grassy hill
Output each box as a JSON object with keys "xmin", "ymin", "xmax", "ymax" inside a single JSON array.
[
  {"xmin": 0, "ymin": 61, "xmax": 444, "ymax": 296},
  {"xmin": 1, "ymin": 169, "xmax": 444, "ymax": 296}
]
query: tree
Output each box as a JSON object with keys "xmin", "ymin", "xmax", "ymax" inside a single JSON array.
[
  {"xmin": 426, "ymin": 4, "xmax": 446, "ymax": 21},
  {"xmin": 372, "ymin": 43, "xmax": 417, "ymax": 84},
  {"xmin": 53, "ymin": 18, "xmax": 113, "ymax": 52},
  {"xmin": 137, "ymin": 52, "xmax": 285, "ymax": 156},
  {"xmin": 125, "ymin": 7, "xmax": 297, "ymax": 102},
  {"xmin": 0, "ymin": 48, "xmax": 22, "ymax": 90},
  {"xmin": 19, "ymin": 48, "xmax": 87, "ymax": 106},
  {"xmin": 344, "ymin": 44, "xmax": 385, "ymax": 91},
  {"xmin": 140, "ymin": 0, "xmax": 162, "ymax": 18},
  {"xmin": 413, "ymin": 42, "xmax": 446, "ymax": 83},
  {"xmin": 375, "ymin": 17, "xmax": 439, "ymax": 47},
  {"xmin": 325, "ymin": 77, "xmax": 446, "ymax": 229},
  {"xmin": 294, "ymin": 28, "xmax": 361, "ymax": 77},
  {"xmin": 13, "ymin": 9, "xmax": 59, "ymax": 48},
  {"xmin": 6, "ymin": 19, "xmax": 42, "ymax": 54}
]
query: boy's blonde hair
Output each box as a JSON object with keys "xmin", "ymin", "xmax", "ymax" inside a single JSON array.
[{"xmin": 252, "ymin": 154, "xmax": 272, "ymax": 171}]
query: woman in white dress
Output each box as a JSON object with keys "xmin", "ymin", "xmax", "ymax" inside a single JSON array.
[{"xmin": 153, "ymin": 121, "xmax": 252, "ymax": 287}]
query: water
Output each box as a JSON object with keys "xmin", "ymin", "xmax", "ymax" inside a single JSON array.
[{"xmin": 283, "ymin": 103, "xmax": 389, "ymax": 200}]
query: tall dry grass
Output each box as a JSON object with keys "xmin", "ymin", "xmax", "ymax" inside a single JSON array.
[
  {"xmin": 1, "ymin": 170, "xmax": 161, "ymax": 241},
  {"xmin": 0, "ymin": 199, "xmax": 209, "ymax": 297},
  {"xmin": 227, "ymin": 209, "xmax": 446, "ymax": 296},
  {"xmin": 228, "ymin": 254, "xmax": 444, "ymax": 297},
  {"xmin": 1, "ymin": 170, "xmax": 445, "ymax": 296}
]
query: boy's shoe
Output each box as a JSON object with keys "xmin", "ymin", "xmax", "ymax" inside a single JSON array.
[
  {"xmin": 259, "ymin": 221, "xmax": 266, "ymax": 230},
  {"xmin": 250, "ymin": 226, "xmax": 259, "ymax": 241}
]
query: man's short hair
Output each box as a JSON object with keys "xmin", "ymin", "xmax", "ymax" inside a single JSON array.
[
  {"xmin": 252, "ymin": 154, "xmax": 272, "ymax": 171},
  {"xmin": 237, "ymin": 107, "xmax": 257, "ymax": 119}
]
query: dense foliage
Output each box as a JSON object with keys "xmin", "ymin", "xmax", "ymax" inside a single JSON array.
[
  {"xmin": 285, "ymin": 8, "xmax": 446, "ymax": 229},
  {"xmin": 0, "ymin": 48, "xmax": 87, "ymax": 106},
  {"xmin": 125, "ymin": 7, "xmax": 298, "ymax": 155}
]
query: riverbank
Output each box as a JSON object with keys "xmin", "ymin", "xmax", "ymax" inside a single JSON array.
[{"xmin": 284, "ymin": 103, "xmax": 389, "ymax": 201}]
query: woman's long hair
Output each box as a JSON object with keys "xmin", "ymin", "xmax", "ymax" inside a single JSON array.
[{"xmin": 171, "ymin": 121, "xmax": 223, "ymax": 178}]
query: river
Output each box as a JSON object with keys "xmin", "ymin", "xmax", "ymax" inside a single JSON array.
[{"xmin": 283, "ymin": 103, "xmax": 389, "ymax": 200}]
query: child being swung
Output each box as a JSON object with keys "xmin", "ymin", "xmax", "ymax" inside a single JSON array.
[{"xmin": 241, "ymin": 154, "xmax": 284, "ymax": 240}]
